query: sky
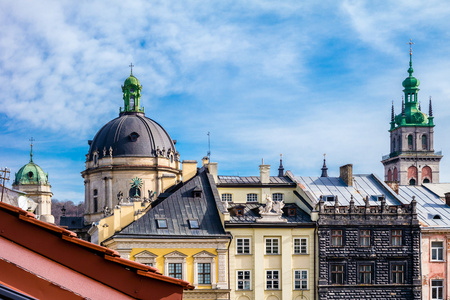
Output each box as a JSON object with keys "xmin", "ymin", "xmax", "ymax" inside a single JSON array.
[{"xmin": 2, "ymin": 0, "xmax": 450, "ymax": 204}]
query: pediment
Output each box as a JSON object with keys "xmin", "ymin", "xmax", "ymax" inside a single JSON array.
[
  {"xmin": 134, "ymin": 250, "xmax": 157, "ymax": 259},
  {"xmin": 164, "ymin": 250, "xmax": 188, "ymax": 258},
  {"xmin": 193, "ymin": 250, "xmax": 216, "ymax": 258}
]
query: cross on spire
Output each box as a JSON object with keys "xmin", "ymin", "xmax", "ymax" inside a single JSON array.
[
  {"xmin": 408, "ymin": 39, "xmax": 414, "ymax": 56},
  {"xmin": 29, "ymin": 137, "xmax": 35, "ymax": 162},
  {"xmin": 129, "ymin": 63, "xmax": 134, "ymax": 75}
]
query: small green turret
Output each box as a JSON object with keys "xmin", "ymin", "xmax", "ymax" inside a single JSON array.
[{"xmin": 120, "ymin": 63, "xmax": 144, "ymax": 114}]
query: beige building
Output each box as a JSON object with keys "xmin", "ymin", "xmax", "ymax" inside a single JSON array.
[{"xmin": 214, "ymin": 161, "xmax": 317, "ymax": 300}]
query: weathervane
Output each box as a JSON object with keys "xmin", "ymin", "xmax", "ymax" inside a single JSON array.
[
  {"xmin": 408, "ymin": 39, "xmax": 414, "ymax": 56},
  {"xmin": 29, "ymin": 137, "xmax": 35, "ymax": 162},
  {"xmin": 129, "ymin": 63, "xmax": 134, "ymax": 75}
]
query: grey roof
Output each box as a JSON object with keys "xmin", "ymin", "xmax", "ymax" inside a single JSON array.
[
  {"xmin": 421, "ymin": 183, "xmax": 450, "ymax": 198},
  {"xmin": 293, "ymin": 174, "xmax": 402, "ymax": 206},
  {"xmin": 398, "ymin": 185, "xmax": 450, "ymax": 227},
  {"xmin": 88, "ymin": 112, "xmax": 176, "ymax": 161},
  {"xmin": 112, "ymin": 168, "xmax": 228, "ymax": 239},
  {"xmin": 226, "ymin": 203, "xmax": 312, "ymax": 224},
  {"xmin": 217, "ymin": 176, "xmax": 294, "ymax": 185}
]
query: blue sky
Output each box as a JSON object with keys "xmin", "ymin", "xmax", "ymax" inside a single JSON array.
[{"xmin": 2, "ymin": 1, "xmax": 450, "ymax": 204}]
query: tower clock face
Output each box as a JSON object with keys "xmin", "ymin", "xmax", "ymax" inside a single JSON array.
[{"xmin": 130, "ymin": 177, "xmax": 143, "ymax": 188}]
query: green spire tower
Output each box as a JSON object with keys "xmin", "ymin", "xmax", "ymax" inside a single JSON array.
[
  {"xmin": 120, "ymin": 63, "xmax": 145, "ymax": 114},
  {"xmin": 382, "ymin": 40, "xmax": 442, "ymax": 186}
]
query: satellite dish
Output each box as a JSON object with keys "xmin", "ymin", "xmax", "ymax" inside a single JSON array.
[{"xmin": 18, "ymin": 196, "xmax": 28, "ymax": 210}]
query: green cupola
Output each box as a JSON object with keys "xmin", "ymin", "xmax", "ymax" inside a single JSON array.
[
  {"xmin": 120, "ymin": 65, "xmax": 144, "ymax": 114},
  {"xmin": 14, "ymin": 143, "xmax": 49, "ymax": 185},
  {"xmin": 391, "ymin": 47, "xmax": 433, "ymax": 130}
]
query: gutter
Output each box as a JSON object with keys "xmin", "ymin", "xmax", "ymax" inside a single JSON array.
[{"xmin": 314, "ymin": 224, "xmax": 317, "ymax": 300}]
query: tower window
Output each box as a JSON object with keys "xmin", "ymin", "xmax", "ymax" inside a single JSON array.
[
  {"xmin": 422, "ymin": 135, "xmax": 428, "ymax": 150},
  {"xmin": 130, "ymin": 95, "xmax": 135, "ymax": 110},
  {"xmin": 409, "ymin": 178, "xmax": 416, "ymax": 185},
  {"xmin": 28, "ymin": 171, "xmax": 33, "ymax": 179},
  {"xmin": 129, "ymin": 187, "xmax": 141, "ymax": 198},
  {"xmin": 408, "ymin": 135, "xmax": 413, "ymax": 150},
  {"xmin": 93, "ymin": 189, "xmax": 98, "ymax": 212}
]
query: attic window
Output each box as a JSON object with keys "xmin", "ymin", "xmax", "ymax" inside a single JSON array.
[
  {"xmin": 27, "ymin": 171, "xmax": 33, "ymax": 178},
  {"xmin": 288, "ymin": 208, "xmax": 296, "ymax": 216},
  {"xmin": 325, "ymin": 196, "xmax": 335, "ymax": 202},
  {"xmin": 371, "ymin": 195, "xmax": 384, "ymax": 201},
  {"xmin": 236, "ymin": 208, "xmax": 244, "ymax": 216},
  {"xmin": 156, "ymin": 219, "xmax": 167, "ymax": 229},
  {"xmin": 189, "ymin": 219, "xmax": 200, "ymax": 229},
  {"xmin": 193, "ymin": 186, "xmax": 202, "ymax": 198},
  {"xmin": 433, "ymin": 215, "xmax": 442, "ymax": 220},
  {"xmin": 129, "ymin": 132, "xmax": 140, "ymax": 142}
]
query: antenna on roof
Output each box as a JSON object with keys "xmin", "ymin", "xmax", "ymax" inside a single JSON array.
[{"xmin": 207, "ymin": 132, "xmax": 211, "ymax": 162}]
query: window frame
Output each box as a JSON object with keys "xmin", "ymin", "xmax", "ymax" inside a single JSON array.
[
  {"xmin": 236, "ymin": 270, "xmax": 251, "ymax": 290},
  {"xmin": 156, "ymin": 219, "xmax": 168, "ymax": 229},
  {"xmin": 390, "ymin": 262, "xmax": 406, "ymax": 284},
  {"xmin": 197, "ymin": 263, "xmax": 211, "ymax": 285},
  {"xmin": 188, "ymin": 219, "xmax": 200, "ymax": 229},
  {"xmin": 246, "ymin": 193, "xmax": 258, "ymax": 202},
  {"xmin": 265, "ymin": 238, "xmax": 280, "ymax": 255},
  {"xmin": 265, "ymin": 270, "xmax": 280, "ymax": 290},
  {"xmin": 359, "ymin": 229, "xmax": 371, "ymax": 247},
  {"xmin": 357, "ymin": 262, "xmax": 374, "ymax": 284},
  {"xmin": 431, "ymin": 279, "xmax": 444, "ymax": 300},
  {"xmin": 221, "ymin": 193, "xmax": 233, "ymax": 202},
  {"xmin": 272, "ymin": 193, "xmax": 284, "ymax": 202},
  {"xmin": 331, "ymin": 229, "xmax": 343, "ymax": 247},
  {"xmin": 168, "ymin": 262, "xmax": 183, "ymax": 279},
  {"xmin": 391, "ymin": 229, "xmax": 403, "ymax": 246},
  {"xmin": 330, "ymin": 263, "xmax": 345, "ymax": 285},
  {"xmin": 294, "ymin": 269, "xmax": 308, "ymax": 290},
  {"xmin": 236, "ymin": 238, "xmax": 251, "ymax": 254},
  {"xmin": 293, "ymin": 238, "xmax": 308, "ymax": 254},
  {"xmin": 431, "ymin": 241, "xmax": 444, "ymax": 262}
]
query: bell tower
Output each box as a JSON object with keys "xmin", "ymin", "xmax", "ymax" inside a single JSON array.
[{"xmin": 381, "ymin": 41, "xmax": 442, "ymax": 185}]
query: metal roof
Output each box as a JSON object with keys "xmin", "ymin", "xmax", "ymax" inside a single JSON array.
[
  {"xmin": 226, "ymin": 203, "xmax": 312, "ymax": 224},
  {"xmin": 293, "ymin": 174, "xmax": 402, "ymax": 206},
  {"xmin": 398, "ymin": 185, "xmax": 450, "ymax": 227},
  {"xmin": 217, "ymin": 176, "xmax": 294, "ymax": 185},
  {"xmin": 421, "ymin": 183, "xmax": 450, "ymax": 198},
  {"xmin": 114, "ymin": 168, "xmax": 228, "ymax": 238}
]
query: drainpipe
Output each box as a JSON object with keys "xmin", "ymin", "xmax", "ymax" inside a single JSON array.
[
  {"xmin": 314, "ymin": 225, "xmax": 317, "ymax": 300},
  {"xmin": 226, "ymin": 232, "xmax": 232, "ymax": 300}
]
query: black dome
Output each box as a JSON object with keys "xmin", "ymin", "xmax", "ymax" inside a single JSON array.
[{"xmin": 88, "ymin": 112, "xmax": 176, "ymax": 161}]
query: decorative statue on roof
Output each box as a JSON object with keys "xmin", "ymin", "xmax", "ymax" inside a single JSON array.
[{"xmin": 259, "ymin": 195, "xmax": 274, "ymax": 213}]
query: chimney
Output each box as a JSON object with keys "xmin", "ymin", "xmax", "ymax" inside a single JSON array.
[
  {"xmin": 445, "ymin": 192, "xmax": 450, "ymax": 207},
  {"xmin": 339, "ymin": 164, "xmax": 353, "ymax": 186},
  {"xmin": 202, "ymin": 156, "xmax": 209, "ymax": 167},
  {"xmin": 385, "ymin": 181, "xmax": 399, "ymax": 194},
  {"xmin": 182, "ymin": 160, "xmax": 197, "ymax": 182},
  {"xmin": 259, "ymin": 160, "xmax": 270, "ymax": 184},
  {"xmin": 208, "ymin": 162, "xmax": 218, "ymax": 183}
]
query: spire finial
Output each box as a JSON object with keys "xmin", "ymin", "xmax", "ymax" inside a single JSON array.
[
  {"xmin": 129, "ymin": 63, "xmax": 134, "ymax": 75},
  {"xmin": 407, "ymin": 39, "xmax": 415, "ymax": 76},
  {"xmin": 429, "ymin": 96, "xmax": 433, "ymax": 117},
  {"xmin": 321, "ymin": 153, "xmax": 328, "ymax": 177},
  {"xmin": 29, "ymin": 137, "xmax": 35, "ymax": 162},
  {"xmin": 278, "ymin": 153, "xmax": 284, "ymax": 177},
  {"xmin": 391, "ymin": 100, "xmax": 395, "ymax": 122}
]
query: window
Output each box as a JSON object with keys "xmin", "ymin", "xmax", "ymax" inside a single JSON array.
[
  {"xmin": 422, "ymin": 135, "xmax": 428, "ymax": 150},
  {"xmin": 198, "ymin": 263, "xmax": 211, "ymax": 284},
  {"xmin": 431, "ymin": 241, "xmax": 444, "ymax": 261},
  {"xmin": 272, "ymin": 193, "xmax": 283, "ymax": 201},
  {"xmin": 391, "ymin": 264, "xmax": 405, "ymax": 284},
  {"xmin": 293, "ymin": 238, "xmax": 308, "ymax": 254},
  {"xmin": 330, "ymin": 264, "xmax": 344, "ymax": 284},
  {"xmin": 408, "ymin": 135, "xmax": 413, "ymax": 150},
  {"xmin": 360, "ymin": 230, "xmax": 371, "ymax": 246},
  {"xmin": 237, "ymin": 238, "xmax": 251, "ymax": 254},
  {"xmin": 431, "ymin": 280, "xmax": 444, "ymax": 300},
  {"xmin": 331, "ymin": 230, "xmax": 343, "ymax": 246},
  {"xmin": 247, "ymin": 193, "xmax": 258, "ymax": 202},
  {"xmin": 325, "ymin": 195, "xmax": 335, "ymax": 202},
  {"xmin": 265, "ymin": 238, "xmax": 279, "ymax": 254},
  {"xmin": 129, "ymin": 187, "xmax": 141, "ymax": 198},
  {"xmin": 189, "ymin": 219, "xmax": 199, "ymax": 229},
  {"xmin": 221, "ymin": 193, "xmax": 233, "ymax": 202},
  {"xmin": 169, "ymin": 263, "xmax": 182, "ymax": 279},
  {"xmin": 294, "ymin": 270, "xmax": 308, "ymax": 290},
  {"xmin": 266, "ymin": 270, "xmax": 280, "ymax": 290},
  {"xmin": 237, "ymin": 271, "xmax": 251, "ymax": 290},
  {"xmin": 358, "ymin": 265, "xmax": 372, "ymax": 284},
  {"xmin": 391, "ymin": 230, "xmax": 402, "ymax": 246},
  {"xmin": 236, "ymin": 207, "xmax": 244, "ymax": 216},
  {"xmin": 157, "ymin": 219, "xmax": 168, "ymax": 229},
  {"xmin": 134, "ymin": 250, "xmax": 157, "ymax": 266},
  {"xmin": 288, "ymin": 208, "xmax": 296, "ymax": 216},
  {"xmin": 93, "ymin": 189, "xmax": 98, "ymax": 212}
]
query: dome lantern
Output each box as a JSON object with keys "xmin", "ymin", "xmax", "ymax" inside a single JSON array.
[{"xmin": 120, "ymin": 63, "xmax": 144, "ymax": 115}]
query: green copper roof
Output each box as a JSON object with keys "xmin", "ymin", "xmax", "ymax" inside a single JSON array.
[
  {"xmin": 390, "ymin": 51, "xmax": 433, "ymax": 131},
  {"xmin": 120, "ymin": 69, "xmax": 145, "ymax": 114},
  {"xmin": 14, "ymin": 146, "xmax": 49, "ymax": 185}
]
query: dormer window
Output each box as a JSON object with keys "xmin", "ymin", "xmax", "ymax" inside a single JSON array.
[
  {"xmin": 189, "ymin": 219, "xmax": 200, "ymax": 229},
  {"xmin": 27, "ymin": 171, "xmax": 33, "ymax": 179},
  {"xmin": 288, "ymin": 208, "xmax": 296, "ymax": 216},
  {"xmin": 129, "ymin": 132, "xmax": 139, "ymax": 142},
  {"xmin": 157, "ymin": 219, "xmax": 168, "ymax": 229},
  {"xmin": 324, "ymin": 195, "xmax": 335, "ymax": 202},
  {"xmin": 433, "ymin": 215, "xmax": 441, "ymax": 220},
  {"xmin": 236, "ymin": 208, "xmax": 244, "ymax": 216},
  {"xmin": 192, "ymin": 186, "xmax": 202, "ymax": 198}
]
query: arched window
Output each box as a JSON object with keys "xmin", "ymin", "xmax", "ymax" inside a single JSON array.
[
  {"xmin": 422, "ymin": 135, "xmax": 428, "ymax": 150},
  {"xmin": 387, "ymin": 169, "xmax": 393, "ymax": 181},
  {"xmin": 422, "ymin": 166, "xmax": 432, "ymax": 183},
  {"xmin": 407, "ymin": 135, "xmax": 413, "ymax": 150},
  {"xmin": 93, "ymin": 189, "xmax": 98, "ymax": 212},
  {"xmin": 129, "ymin": 187, "xmax": 141, "ymax": 198},
  {"xmin": 408, "ymin": 166, "xmax": 418, "ymax": 186},
  {"xmin": 393, "ymin": 167, "xmax": 398, "ymax": 182}
]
